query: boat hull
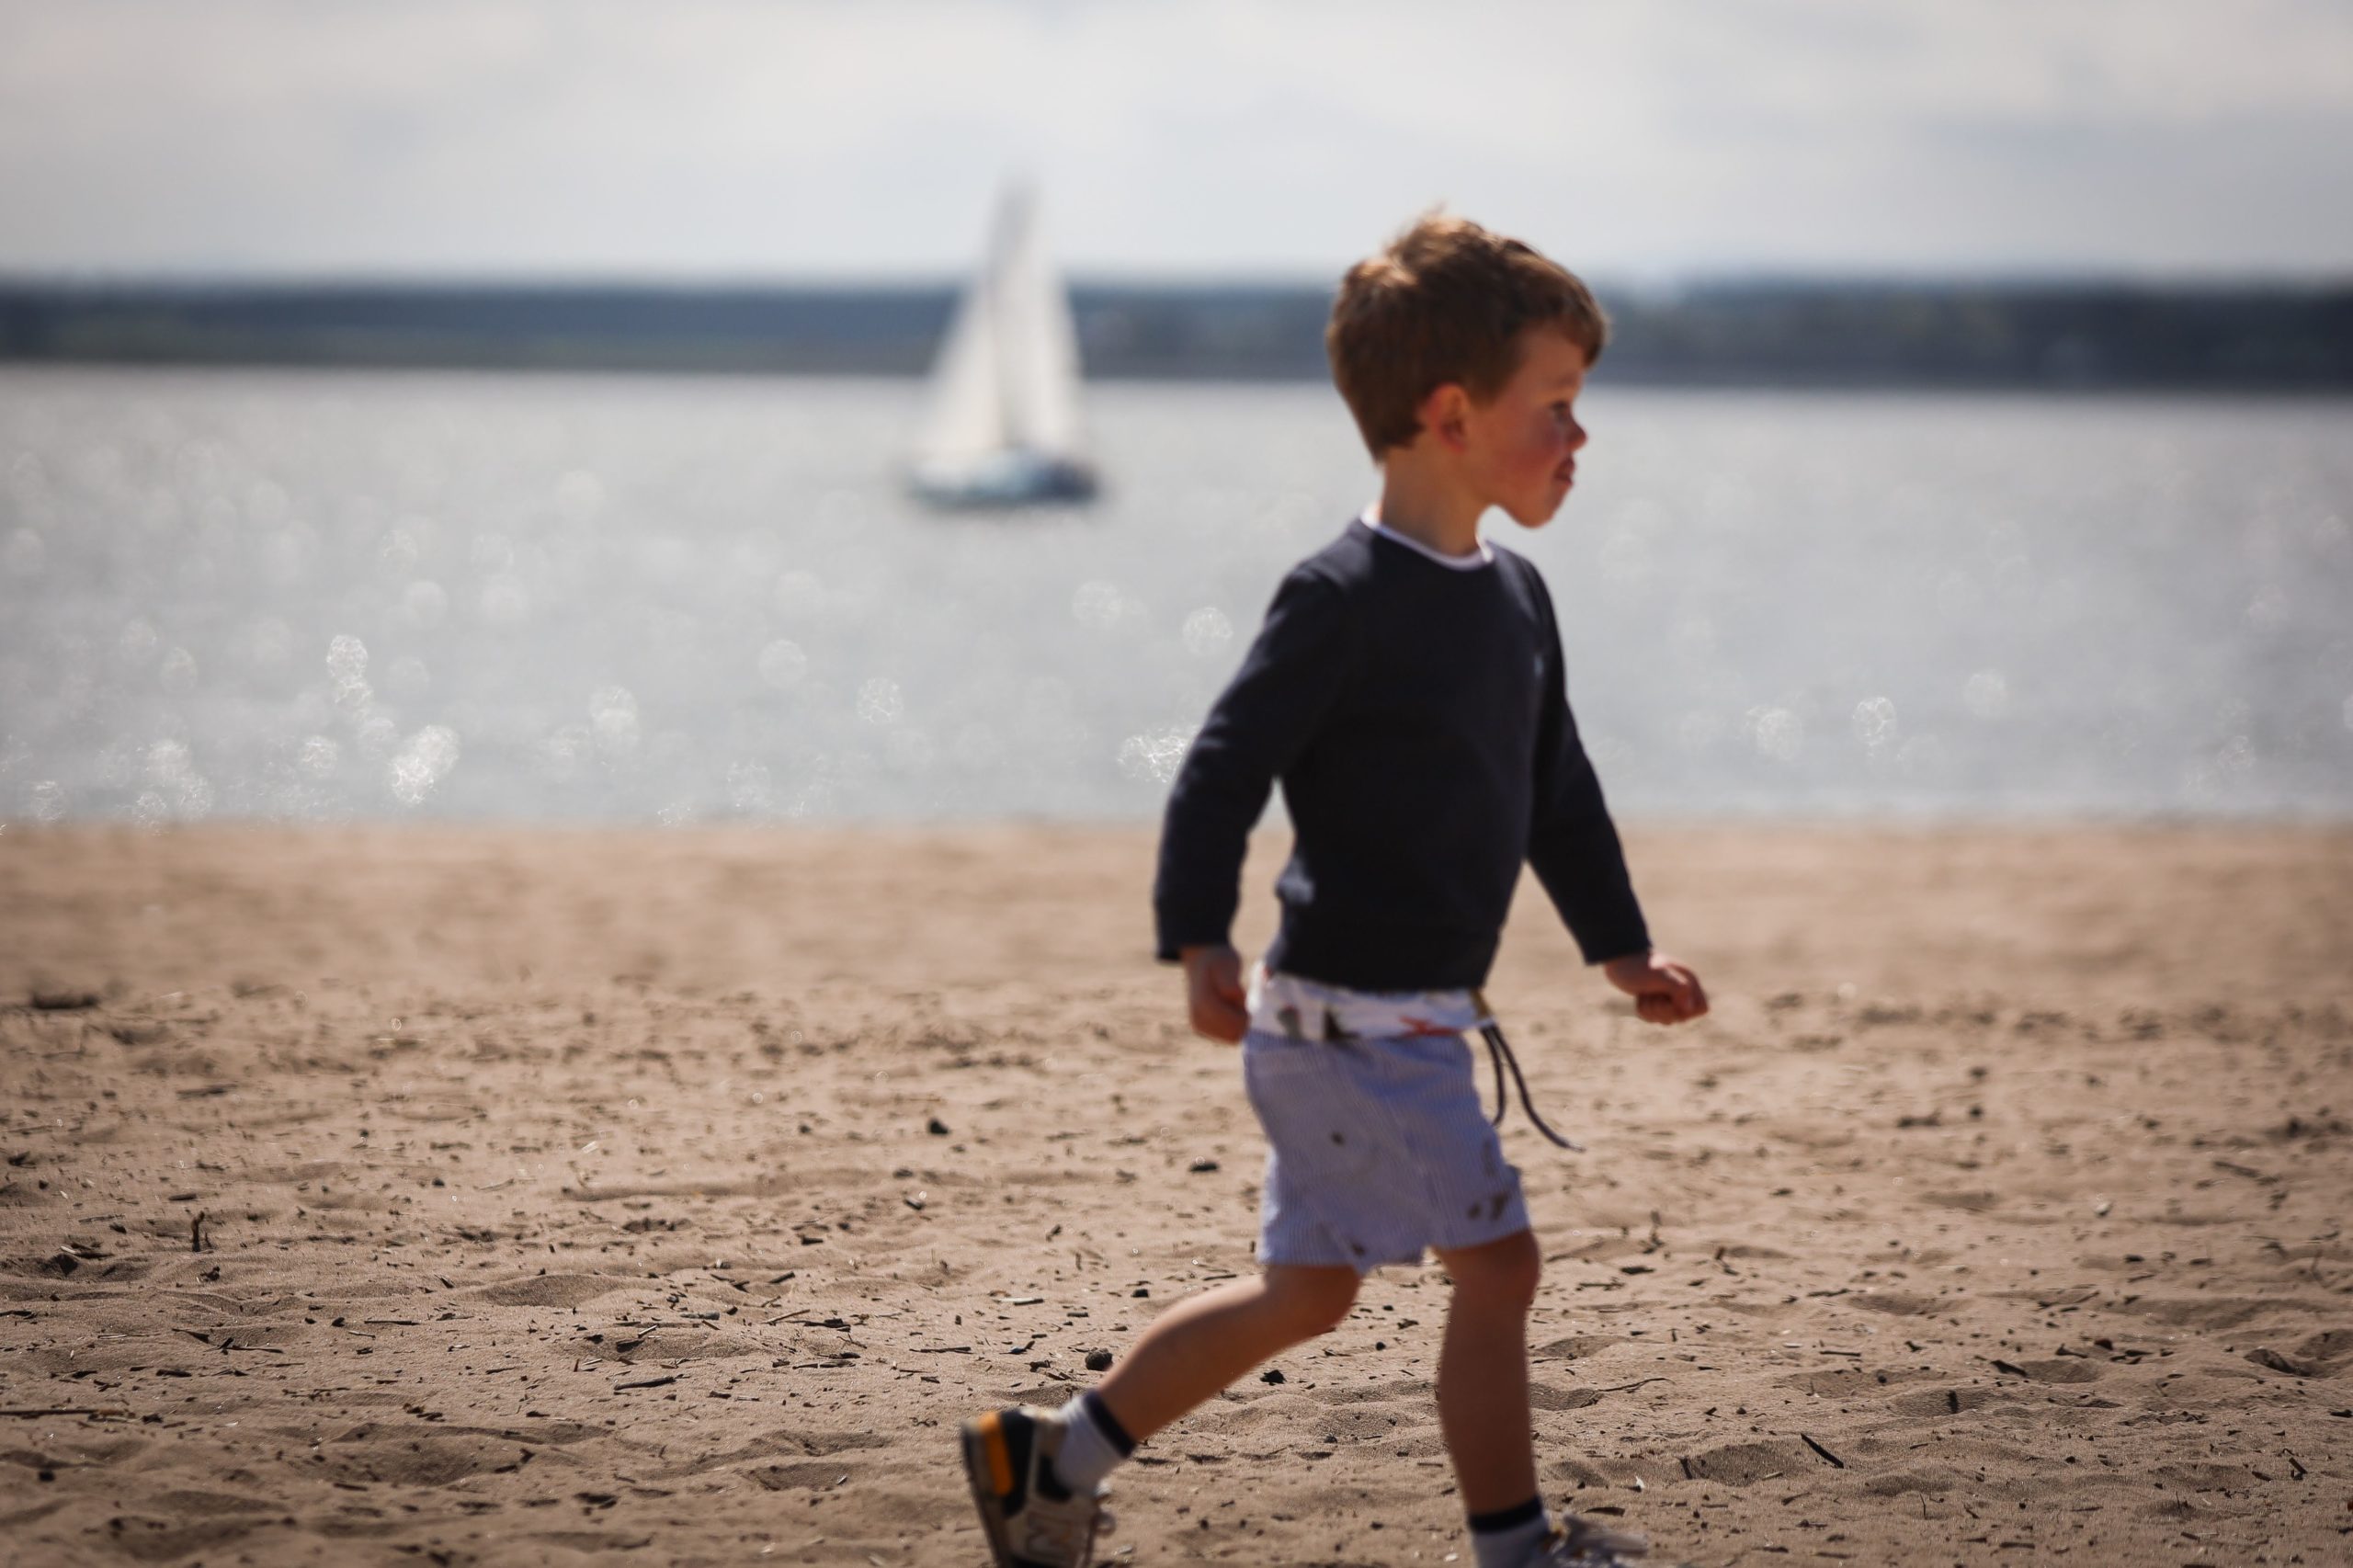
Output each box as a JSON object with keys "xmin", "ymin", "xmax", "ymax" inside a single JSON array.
[{"xmin": 909, "ymin": 449, "xmax": 1098, "ymax": 509}]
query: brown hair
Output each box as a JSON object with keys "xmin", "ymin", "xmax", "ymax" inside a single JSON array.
[{"xmin": 1325, "ymin": 211, "xmax": 1608, "ymax": 457}]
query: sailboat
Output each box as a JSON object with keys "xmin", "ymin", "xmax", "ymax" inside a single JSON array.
[{"xmin": 909, "ymin": 186, "xmax": 1098, "ymax": 507}]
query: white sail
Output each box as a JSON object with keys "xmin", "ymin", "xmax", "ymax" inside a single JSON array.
[
  {"xmin": 994, "ymin": 189, "xmax": 1086, "ymax": 459},
  {"xmin": 917, "ymin": 222, "xmax": 1008, "ymax": 464},
  {"xmin": 911, "ymin": 186, "xmax": 1095, "ymax": 505}
]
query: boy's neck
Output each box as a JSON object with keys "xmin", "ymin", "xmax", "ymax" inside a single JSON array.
[{"xmin": 1371, "ymin": 449, "xmax": 1487, "ymax": 559}]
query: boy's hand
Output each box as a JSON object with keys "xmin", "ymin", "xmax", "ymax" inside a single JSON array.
[
  {"xmin": 1180, "ymin": 944, "xmax": 1250, "ymax": 1043},
  {"xmin": 1602, "ymin": 950, "xmax": 1709, "ymax": 1025}
]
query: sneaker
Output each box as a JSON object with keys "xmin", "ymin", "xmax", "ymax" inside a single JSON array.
[
  {"xmin": 1529, "ymin": 1514, "xmax": 1649, "ymax": 1566},
  {"xmin": 961, "ymin": 1405, "xmax": 1113, "ymax": 1568}
]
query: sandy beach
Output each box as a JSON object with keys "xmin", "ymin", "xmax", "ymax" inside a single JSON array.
[{"xmin": 4, "ymin": 822, "xmax": 2349, "ymax": 1566}]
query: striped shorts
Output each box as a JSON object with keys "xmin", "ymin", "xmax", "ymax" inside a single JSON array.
[{"xmin": 1241, "ymin": 1026, "xmax": 1531, "ymax": 1273}]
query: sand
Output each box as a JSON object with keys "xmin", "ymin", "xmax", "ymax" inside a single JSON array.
[{"xmin": 3, "ymin": 822, "xmax": 2349, "ymax": 1567}]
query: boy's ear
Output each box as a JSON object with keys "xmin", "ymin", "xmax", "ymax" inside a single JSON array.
[{"xmin": 1415, "ymin": 382, "xmax": 1472, "ymax": 453}]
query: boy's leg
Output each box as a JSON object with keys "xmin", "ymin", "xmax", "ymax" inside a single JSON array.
[
  {"xmin": 1431, "ymin": 1229, "xmax": 1542, "ymax": 1515},
  {"xmin": 962, "ymin": 1264, "xmax": 1358, "ymax": 1568},
  {"xmin": 1433, "ymin": 1231, "xmax": 1650, "ymax": 1565},
  {"xmin": 1090, "ymin": 1262, "xmax": 1359, "ymax": 1442}
]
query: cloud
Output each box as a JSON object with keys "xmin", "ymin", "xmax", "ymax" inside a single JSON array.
[{"xmin": 0, "ymin": 0, "xmax": 2347, "ymax": 277}]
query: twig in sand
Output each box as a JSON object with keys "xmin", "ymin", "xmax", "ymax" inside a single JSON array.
[
  {"xmin": 1800, "ymin": 1433, "xmax": 1847, "ymax": 1469},
  {"xmin": 1597, "ymin": 1377, "xmax": 1669, "ymax": 1394}
]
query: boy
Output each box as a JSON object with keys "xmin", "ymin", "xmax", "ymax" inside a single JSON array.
[{"xmin": 961, "ymin": 213, "xmax": 1710, "ymax": 1568}]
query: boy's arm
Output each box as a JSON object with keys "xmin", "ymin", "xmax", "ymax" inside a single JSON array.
[
  {"xmin": 1153, "ymin": 567, "xmax": 1354, "ymax": 975},
  {"xmin": 1523, "ymin": 571, "xmax": 1708, "ymax": 1023},
  {"xmin": 1526, "ymin": 684, "xmax": 1651, "ymax": 962}
]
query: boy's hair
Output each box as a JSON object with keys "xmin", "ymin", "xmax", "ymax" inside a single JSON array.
[{"xmin": 1325, "ymin": 212, "xmax": 1608, "ymax": 458}]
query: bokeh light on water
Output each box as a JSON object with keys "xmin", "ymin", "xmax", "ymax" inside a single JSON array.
[{"xmin": 0, "ymin": 366, "xmax": 2347, "ymax": 825}]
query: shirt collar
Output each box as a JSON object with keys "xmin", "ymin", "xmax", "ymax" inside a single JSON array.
[{"xmin": 1356, "ymin": 509, "xmax": 1494, "ymax": 570}]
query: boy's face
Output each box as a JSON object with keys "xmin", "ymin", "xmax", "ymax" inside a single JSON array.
[{"xmin": 1460, "ymin": 327, "xmax": 1590, "ymax": 528}]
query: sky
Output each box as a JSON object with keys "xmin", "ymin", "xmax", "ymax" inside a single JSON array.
[{"xmin": 3, "ymin": 0, "xmax": 2350, "ymax": 283}]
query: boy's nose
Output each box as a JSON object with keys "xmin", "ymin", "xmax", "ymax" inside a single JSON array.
[{"xmin": 1566, "ymin": 419, "xmax": 1588, "ymax": 451}]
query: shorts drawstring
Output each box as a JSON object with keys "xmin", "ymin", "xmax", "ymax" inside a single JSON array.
[{"xmin": 1479, "ymin": 1022, "xmax": 1583, "ymax": 1152}]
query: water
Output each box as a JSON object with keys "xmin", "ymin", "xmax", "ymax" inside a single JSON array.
[{"xmin": 2, "ymin": 365, "xmax": 2347, "ymax": 826}]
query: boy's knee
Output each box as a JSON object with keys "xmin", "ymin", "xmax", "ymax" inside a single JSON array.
[
  {"xmin": 1267, "ymin": 1267, "xmax": 1358, "ymax": 1337},
  {"xmin": 1445, "ymin": 1233, "xmax": 1542, "ymax": 1312}
]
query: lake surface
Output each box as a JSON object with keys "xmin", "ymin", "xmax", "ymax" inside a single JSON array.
[{"xmin": 1, "ymin": 366, "xmax": 2347, "ymax": 825}]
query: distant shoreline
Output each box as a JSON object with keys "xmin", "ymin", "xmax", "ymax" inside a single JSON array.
[{"xmin": 5, "ymin": 278, "xmax": 2348, "ymax": 389}]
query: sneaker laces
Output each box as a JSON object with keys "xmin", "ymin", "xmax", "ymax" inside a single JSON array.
[
  {"xmin": 1480, "ymin": 1022, "xmax": 1582, "ymax": 1151},
  {"xmin": 1017, "ymin": 1484, "xmax": 1113, "ymax": 1563}
]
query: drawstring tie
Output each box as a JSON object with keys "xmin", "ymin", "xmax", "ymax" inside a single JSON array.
[{"xmin": 1478, "ymin": 1022, "xmax": 1582, "ymax": 1151}]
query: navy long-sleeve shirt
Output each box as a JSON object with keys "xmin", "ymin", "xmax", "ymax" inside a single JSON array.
[{"xmin": 1154, "ymin": 519, "xmax": 1650, "ymax": 991}]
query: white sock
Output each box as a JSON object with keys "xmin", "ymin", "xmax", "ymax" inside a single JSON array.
[
  {"xmin": 1051, "ymin": 1394, "xmax": 1126, "ymax": 1494},
  {"xmin": 1470, "ymin": 1506, "xmax": 1552, "ymax": 1568}
]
